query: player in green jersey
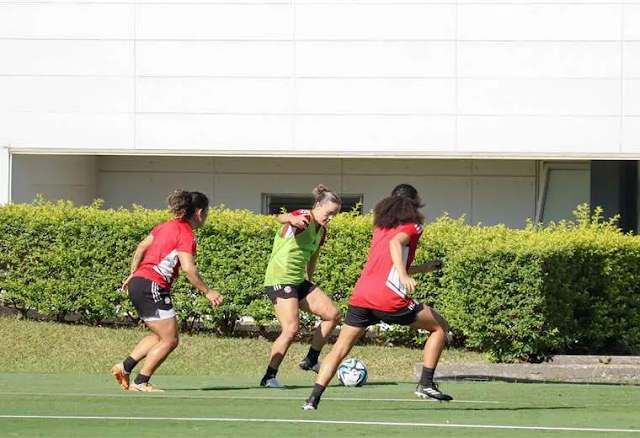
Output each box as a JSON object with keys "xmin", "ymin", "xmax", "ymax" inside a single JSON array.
[{"xmin": 260, "ymin": 184, "xmax": 342, "ymax": 388}]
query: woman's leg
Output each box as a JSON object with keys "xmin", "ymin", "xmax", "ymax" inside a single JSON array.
[
  {"xmin": 129, "ymin": 316, "xmax": 179, "ymax": 392},
  {"xmin": 260, "ymin": 297, "xmax": 300, "ymax": 387},
  {"xmin": 112, "ymin": 334, "xmax": 160, "ymax": 389},
  {"xmin": 410, "ymin": 305, "xmax": 452, "ymax": 400},
  {"xmin": 303, "ymin": 325, "xmax": 366, "ymax": 410},
  {"xmin": 298, "ymin": 287, "xmax": 340, "ymax": 369}
]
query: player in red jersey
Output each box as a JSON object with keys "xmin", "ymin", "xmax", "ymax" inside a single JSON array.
[
  {"xmin": 302, "ymin": 184, "xmax": 452, "ymax": 410},
  {"xmin": 111, "ymin": 190, "xmax": 223, "ymax": 392}
]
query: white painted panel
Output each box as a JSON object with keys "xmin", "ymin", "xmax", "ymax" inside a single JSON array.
[
  {"xmin": 296, "ymin": 42, "xmax": 455, "ymax": 77},
  {"xmin": 342, "ymin": 175, "xmax": 470, "ymax": 220},
  {"xmin": 98, "ymin": 172, "xmax": 214, "ymax": 210},
  {"xmin": 624, "ymin": 5, "xmax": 640, "ymax": 41},
  {"xmin": 624, "ymin": 80, "xmax": 640, "ymax": 116},
  {"xmin": 542, "ymin": 169, "xmax": 590, "ymax": 223},
  {"xmin": 625, "ymin": 43, "xmax": 640, "ymax": 78},
  {"xmin": 296, "ymin": 79, "xmax": 455, "ymax": 115},
  {"xmin": 137, "ymin": 78, "xmax": 292, "ymax": 113},
  {"xmin": 458, "ymin": 79, "xmax": 620, "ymax": 116},
  {"xmin": 472, "ymin": 160, "xmax": 536, "ymax": 176},
  {"xmin": 214, "ymin": 174, "xmax": 342, "ymax": 212},
  {"xmin": 136, "ymin": 41, "xmax": 292, "ymax": 77},
  {"xmin": 135, "ymin": 114, "xmax": 292, "ymax": 151},
  {"xmin": 0, "ymin": 4, "xmax": 133, "ymax": 39},
  {"xmin": 295, "ymin": 116, "xmax": 455, "ymax": 152},
  {"xmin": 1, "ymin": 114, "xmax": 133, "ymax": 150},
  {"xmin": 11, "ymin": 155, "xmax": 97, "ymax": 205},
  {"xmin": 98, "ymin": 156, "xmax": 215, "ymax": 173},
  {"xmin": 214, "ymin": 157, "xmax": 341, "ymax": 174},
  {"xmin": 0, "ymin": 77, "xmax": 133, "ymax": 113},
  {"xmin": 13, "ymin": 184, "xmax": 98, "ymax": 205},
  {"xmin": 458, "ymin": 4, "xmax": 620, "ymax": 41},
  {"xmin": 12, "ymin": 155, "xmax": 97, "ymax": 185},
  {"xmin": 457, "ymin": 116, "xmax": 621, "ymax": 154},
  {"xmin": 296, "ymin": 4, "xmax": 455, "ymax": 40},
  {"xmin": 136, "ymin": 4, "xmax": 292, "ymax": 40},
  {"xmin": 342, "ymin": 158, "xmax": 471, "ymax": 176},
  {"xmin": 458, "ymin": 42, "xmax": 620, "ymax": 78},
  {"xmin": 0, "ymin": 41, "xmax": 133, "ymax": 76},
  {"xmin": 622, "ymin": 117, "xmax": 640, "ymax": 152},
  {"xmin": 472, "ymin": 176, "xmax": 536, "ymax": 227},
  {"xmin": 0, "ymin": 147, "xmax": 9, "ymax": 204}
]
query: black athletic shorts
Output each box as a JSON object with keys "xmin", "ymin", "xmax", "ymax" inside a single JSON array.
[
  {"xmin": 265, "ymin": 280, "xmax": 318, "ymax": 304},
  {"xmin": 343, "ymin": 301, "xmax": 424, "ymax": 328},
  {"xmin": 128, "ymin": 277, "xmax": 176, "ymax": 321}
]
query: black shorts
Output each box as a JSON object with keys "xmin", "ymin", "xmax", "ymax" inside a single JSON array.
[
  {"xmin": 128, "ymin": 277, "xmax": 176, "ymax": 321},
  {"xmin": 343, "ymin": 301, "xmax": 424, "ymax": 328},
  {"xmin": 265, "ymin": 280, "xmax": 318, "ymax": 304}
]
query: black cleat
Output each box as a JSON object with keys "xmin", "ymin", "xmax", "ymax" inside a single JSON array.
[
  {"xmin": 299, "ymin": 357, "xmax": 320, "ymax": 373},
  {"xmin": 414, "ymin": 383, "xmax": 453, "ymax": 401},
  {"xmin": 302, "ymin": 396, "xmax": 320, "ymax": 411}
]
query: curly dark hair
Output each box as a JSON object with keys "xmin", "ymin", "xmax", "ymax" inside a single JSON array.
[
  {"xmin": 167, "ymin": 190, "xmax": 209, "ymax": 219},
  {"xmin": 374, "ymin": 184, "xmax": 424, "ymax": 228}
]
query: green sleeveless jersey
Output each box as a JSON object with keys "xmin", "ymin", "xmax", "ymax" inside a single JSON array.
[{"xmin": 264, "ymin": 210, "xmax": 326, "ymax": 286}]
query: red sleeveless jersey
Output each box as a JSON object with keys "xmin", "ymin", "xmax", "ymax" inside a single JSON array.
[{"xmin": 350, "ymin": 222, "xmax": 423, "ymax": 312}]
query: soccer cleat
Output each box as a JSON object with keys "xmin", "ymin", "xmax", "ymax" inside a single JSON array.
[
  {"xmin": 414, "ymin": 383, "xmax": 453, "ymax": 401},
  {"xmin": 299, "ymin": 357, "xmax": 321, "ymax": 373},
  {"xmin": 260, "ymin": 376, "xmax": 284, "ymax": 388},
  {"xmin": 302, "ymin": 396, "xmax": 320, "ymax": 411},
  {"xmin": 111, "ymin": 363, "xmax": 130, "ymax": 390},
  {"xmin": 129, "ymin": 382, "xmax": 164, "ymax": 393}
]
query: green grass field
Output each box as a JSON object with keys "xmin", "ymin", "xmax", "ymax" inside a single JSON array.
[
  {"xmin": 1, "ymin": 375, "xmax": 639, "ymax": 437},
  {"xmin": 1, "ymin": 317, "xmax": 639, "ymax": 437}
]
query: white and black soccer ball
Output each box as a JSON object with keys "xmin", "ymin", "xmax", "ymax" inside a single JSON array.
[{"xmin": 337, "ymin": 358, "xmax": 368, "ymax": 387}]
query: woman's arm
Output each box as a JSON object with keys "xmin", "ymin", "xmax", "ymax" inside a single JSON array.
[
  {"xmin": 178, "ymin": 251, "xmax": 223, "ymax": 307},
  {"xmin": 277, "ymin": 212, "xmax": 309, "ymax": 229},
  {"xmin": 122, "ymin": 234, "xmax": 154, "ymax": 290},
  {"xmin": 408, "ymin": 259, "xmax": 443, "ymax": 275},
  {"xmin": 389, "ymin": 232, "xmax": 417, "ymax": 293}
]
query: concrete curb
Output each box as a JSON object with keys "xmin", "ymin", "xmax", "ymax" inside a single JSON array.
[{"xmin": 415, "ymin": 356, "xmax": 640, "ymax": 384}]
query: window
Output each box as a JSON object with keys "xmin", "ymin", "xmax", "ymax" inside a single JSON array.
[
  {"xmin": 262, "ymin": 194, "xmax": 363, "ymax": 215},
  {"xmin": 535, "ymin": 161, "xmax": 590, "ymax": 223}
]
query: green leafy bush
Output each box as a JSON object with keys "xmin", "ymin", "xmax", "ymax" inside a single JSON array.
[{"xmin": 1, "ymin": 201, "xmax": 639, "ymax": 362}]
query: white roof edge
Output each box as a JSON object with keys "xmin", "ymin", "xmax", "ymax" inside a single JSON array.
[{"xmin": 6, "ymin": 147, "xmax": 640, "ymax": 161}]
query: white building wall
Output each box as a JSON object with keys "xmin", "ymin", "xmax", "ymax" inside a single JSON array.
[
  {"xmin": 0, "ymin": 1, "xmax": 637, "ymax": 158},
  {"xmin": 0, "ymin": 146, "xmax": 9, "ymax": 204},
  {"xmin": 90, "ymin": 156, "xmax": 536, "ymax": 228},
  {"xmin": 11, "ymin": 155, "xmax": 98, "ymax": 205}
]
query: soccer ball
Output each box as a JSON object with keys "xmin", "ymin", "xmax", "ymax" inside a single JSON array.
[{"xmin": 337, "ymin": 358, "xmax": 368, "ymax": 387}]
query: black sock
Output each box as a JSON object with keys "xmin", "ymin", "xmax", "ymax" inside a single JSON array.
[
  {"xmin": 306, "ymin": 347, "xmax": 321, "ymax": 365},
  {"xmin": 264, "ymin": 365, "xmax": 278, "ymax": 379},
  {"xmin": 122, "ymin": 356, "xmax": 138, "ymax": 374},
  {"xmin": 310, "ymin": 383, "xmax": 326, "ymax": 400},
  {"xmin": 134, "ymin": 374, "xmax": 150, "ymax": 385},
  {"xmin": 419, "ymin": 366, "xmax": 435, "ymax": 386}
]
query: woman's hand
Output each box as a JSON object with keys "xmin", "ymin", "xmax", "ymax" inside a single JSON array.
[
  {"xmin": 205, "ymin": 289, "xmax": 224, "ymax": 307},
  {"xmin": 289, "ymin": 214, "xmax": 309, "ymax": 229},
  {"xmin": 399, "ymin": 273, "xmax": 417, "ymax": 293}
]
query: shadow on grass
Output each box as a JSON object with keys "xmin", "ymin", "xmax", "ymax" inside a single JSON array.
[
  {"xmin": 439, "ymin": 375, "xmax": 640, "ymax": 386},
  {"xmin": 380, "ymin": 405, "xmax": 585, "ymax": 412},
  {"xmin": 172, "ymin": 381, "xmax": 400, "ymax": 391}
]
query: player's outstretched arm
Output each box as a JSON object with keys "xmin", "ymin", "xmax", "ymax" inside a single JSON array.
[
  {"xmin": 178, "ymin": 251, "xmax": 223, "ymax": 307},
  {"xmin": 408, "ymin": 259, "xmax": 444, "ymax": 275}
]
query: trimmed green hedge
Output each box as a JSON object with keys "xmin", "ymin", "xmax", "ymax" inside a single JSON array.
[{"xmin": 1, "ymin": 201, "xmax": 639, "ymax": 362}]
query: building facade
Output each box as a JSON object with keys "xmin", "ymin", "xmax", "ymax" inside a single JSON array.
[{"xmin": 1, "ymin": 1, "xmax": 638, "ymax": 229}]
